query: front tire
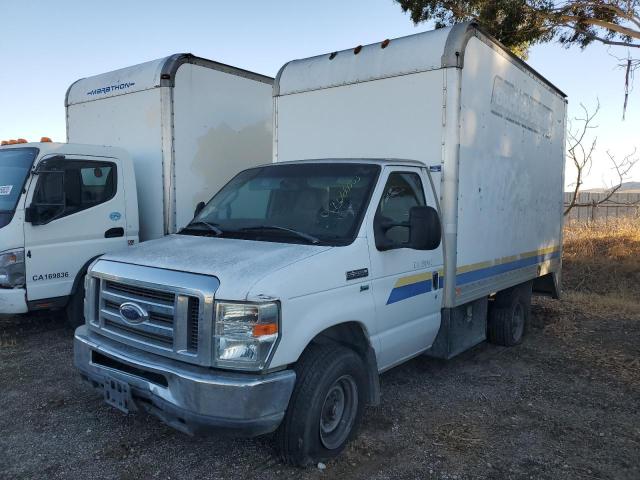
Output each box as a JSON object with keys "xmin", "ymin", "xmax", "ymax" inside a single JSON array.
[
  {"xmin": 276, "ymin": 344, "xmax": 367, "ymax": 466},
  {"xmin": 65, "ymin": 281, "xmax": 85, "ymax": 328}
]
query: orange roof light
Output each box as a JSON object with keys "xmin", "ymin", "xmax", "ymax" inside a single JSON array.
[
  {"xmin": 17, "ymin": 138, "xmax": 27, "ymax": 144},
  {"xmin": 8, "ymin": 140, "xmax": 18, "ymax": 145},
  {"xmin": 0, "ymin": 141, "xmax": 8, "ymax": 146},
  {"xmin": 40, "ymin": 137, "xmax": 52, "ymax": 143}
]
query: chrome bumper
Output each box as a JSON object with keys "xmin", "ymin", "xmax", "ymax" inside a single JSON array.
[{"xmin": 74, "ymin": 326, "xmax": 296, "ymax": 436}]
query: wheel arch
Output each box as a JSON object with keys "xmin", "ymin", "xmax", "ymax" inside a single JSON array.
[
  {"xmin": 294, "ymin": 321, "xmax": 380, "ymax": 406},
  {"xmin": 70, "ymin": 254, "xmax": 103, "ymax": 297}
]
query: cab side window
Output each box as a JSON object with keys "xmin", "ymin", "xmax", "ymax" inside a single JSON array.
[
  {"xmin": 32, "ymin": 160, "xmax": 117, "ymax": 224},
  {"xmin": 374, "ymin": 172, "xmax": 426, "ymax": 247}
]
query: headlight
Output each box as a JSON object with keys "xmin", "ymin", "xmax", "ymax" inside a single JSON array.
[
  {"xmin": 214, "ymin": 301, "xmax": 279, "ymax": 371},
  {"xmin": 0, "ymin": 249, "xmax": 25, "ymax": 288}
]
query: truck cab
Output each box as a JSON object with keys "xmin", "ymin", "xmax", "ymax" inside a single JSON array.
[
  {"xmin": 73, "ymin": 158, "xmax": 444, "ymax": 457},
  {"xmin": 0, "ymin": 141, "xmax": 137, "ymax": 314}
]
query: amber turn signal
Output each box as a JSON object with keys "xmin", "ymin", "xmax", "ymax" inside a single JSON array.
[{"xmin": 252, "ymin": 323, "xmax": 278, "ymax": 337}]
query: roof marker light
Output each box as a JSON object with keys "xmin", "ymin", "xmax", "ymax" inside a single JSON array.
[
  {"xmin": 329, "ymin": 51, "xmax": 337, "ymax": 60},
  {"xmin": 354, "ymin": 45, "xmax": 362, "ymax": 55},
  {"xmin": 8, "ymin": 140, "xmax": 18, "ymax": 145},
  {"xmin": 17, "ymin": 138, "xmax": 27, "ymax": 144},
  {"xmin": 381, "ymin": 39, "xmax": 390, "ymax": 49},
  {"xmin": 0, "ymin": 141, "xmax": 7, "ymax": 146},
  {"xmin": 40, "ymin": 137, "xmax": 52, "ymax": 143}
]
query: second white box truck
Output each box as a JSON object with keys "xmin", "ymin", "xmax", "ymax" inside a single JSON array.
[
  {"xmin": 0, "ymin": 54, "xmax": 272, "ymax": 320},
  {"xmin": 74, "ymin": 23, "xmax": 566, "ymax": 466}
]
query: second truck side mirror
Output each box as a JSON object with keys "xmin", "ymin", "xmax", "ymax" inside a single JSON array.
[{"xmin": 25, "ymin": 160, "xmax": 66, "ymax": 226}]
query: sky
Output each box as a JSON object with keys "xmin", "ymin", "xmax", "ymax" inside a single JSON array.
[{"xmin": 1, "ymin": 0, "xmax": 638, "ymax": 189}]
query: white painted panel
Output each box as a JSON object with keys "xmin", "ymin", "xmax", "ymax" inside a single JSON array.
[
  {"xmin": 275, "ymin": 70, "xmax": 443, "ymax": 172},
  {"xmin": 456, "ymin": 37, "xmax": 564, "ymax": 273},
  {"xmin": 172, "ymin": 64, "xmax": 273, "ymax": 231},
  {"xmin": 277, "ymin": 26, "xmax": 451, "ymax": 96},
  {"xmin": 67, "ymin": 56, "xmax": 168, "ymax": 105},
  {"xmin": 67, "ymin": 88, "xmax": 165, "ymax": 241}
]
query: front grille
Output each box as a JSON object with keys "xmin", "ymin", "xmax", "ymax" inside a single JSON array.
[
  {"xmin": 105, "ymin": 281, "xmax": 174, "ymax": 304},
  {"xmin": 104, "ymin": 318, "xmax": 174, "ymax": 348},
  {"xmin": 97, "ymin": 280, "xmax": 200, "ymax": 357},
  {"xmin": 188, "ymin": 297, "xmax": 199, "ymax": 352}
]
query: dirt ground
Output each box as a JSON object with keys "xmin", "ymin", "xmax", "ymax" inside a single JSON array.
[
  {"xmin": 0, "ymin": 294, "xmax": 637, "ymax": 480},
  {"xmin": 1, "ymin": 221, "xmax": 639, "ymax": 479}
]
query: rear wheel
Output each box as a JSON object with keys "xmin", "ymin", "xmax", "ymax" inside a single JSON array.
[
  {"xmin": 487, "ymin": 282, "xmax": 532, "ymax": 346},
  {"xmin": 276, "ymin": 344, "xmax": 367, "ymax": 466}
]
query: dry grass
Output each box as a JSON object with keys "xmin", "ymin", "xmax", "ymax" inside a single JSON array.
[
  {"xmin": 536, "ymin": 218, "xmax": 640, "ymax": 385},
  {"xmin": 561, "ymin": 218, "xmax": 640, "ymax": 316}
]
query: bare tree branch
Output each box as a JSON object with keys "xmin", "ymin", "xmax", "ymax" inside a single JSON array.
[{"xmin": 564, "ymin": 102, "xmax": 639, "ymax": 215}]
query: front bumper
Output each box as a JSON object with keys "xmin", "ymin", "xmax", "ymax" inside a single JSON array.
[
  {"xmin": 74, "ymin": 326, "xmax": 296, "ymax": 437},
  {"xmin": 0, "ymin": 287, "xmax": 28, "ymax": 314}
]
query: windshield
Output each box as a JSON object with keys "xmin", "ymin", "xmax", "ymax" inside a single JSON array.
[
  {"xmin": 184, "ymin": 162, "xmax": 380, "ymax": 245},
  {"xmin": 0, "ymin": 147, "xmax": 38, "ymax": 227}
]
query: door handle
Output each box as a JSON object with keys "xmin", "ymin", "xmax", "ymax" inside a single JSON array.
[{"xmin": 105, "ymin": 227, "xmax": 124, "ymax": 238}]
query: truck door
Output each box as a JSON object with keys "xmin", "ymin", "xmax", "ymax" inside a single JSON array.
[
  {"xmin": 366, "ymin": 167, "xmax": 444, "ymax": 370},
  {"xmin": 23, "ymin": 155, "xmax": 127, "ymax": 303}
]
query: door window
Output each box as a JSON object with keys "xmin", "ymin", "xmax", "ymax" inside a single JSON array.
[
  {"xmin": 375, "ymin": 172, "xmax": 426, "ymax": 247},
  {"xmin": 31, "ymin": 160, "xmax": 117, "ymax": 224}
]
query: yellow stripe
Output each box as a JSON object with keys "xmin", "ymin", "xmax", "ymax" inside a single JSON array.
[
  {"xmin": 457, "ymin": 245, "xmax": 561, "ymax": 274},
  {"xmin": 395, "ymin": 272, "xmax": 431, "ymax": 288},
  {"xmin": 394, "ymin": 246, "xmax": 561, "ymax": 284},
  {"xmin": 457, "ymin": 260, "xmax": 492, "ymax": 274}
]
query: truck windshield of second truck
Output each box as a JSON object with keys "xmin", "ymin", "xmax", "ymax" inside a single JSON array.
[
  {"xmin": 182, "ymin": 162, "xmax": 381, "ymax": 246},
  {"xmin": 0, "ymin": 147, "xmax": 38, "ymax": 228}
]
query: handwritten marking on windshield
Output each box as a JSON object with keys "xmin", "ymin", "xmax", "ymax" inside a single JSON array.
[{"xmin": 327, "ymin": 176, "xmax": 360, "ymax": 214}]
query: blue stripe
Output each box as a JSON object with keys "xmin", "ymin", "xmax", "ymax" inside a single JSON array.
[
  {"xmin": 456, "ymin": 251, "xmax": 560, "ymax": 285},
  {"xmin": 386, "ymin": 280, "xmax": 432, "ymax": 305}
]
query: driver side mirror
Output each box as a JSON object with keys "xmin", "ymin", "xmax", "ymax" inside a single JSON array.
[
  {"xmin": 194, "ymin": 201, "xmax": 206, "ymax": 217},
  {"xmin": 374, "ymin": 205, "xmax": 441, "ymax": 251},
  {"xmin": 408, "ymin": 206, "xmax": 441, "ymax": 250}
]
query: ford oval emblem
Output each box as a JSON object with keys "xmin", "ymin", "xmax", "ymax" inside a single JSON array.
[{"xmin": 119, "ymin": 302, "xmax": 148, "ymax": 325}]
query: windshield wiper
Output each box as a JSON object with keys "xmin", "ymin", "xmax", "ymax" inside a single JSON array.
[
  {"xmin": 237, "ymin": 225, "xmax": 320, "ymax": 244},
  {"xmin": 182, "ymin": 220, "xmax": 223, "ymax": 236}
]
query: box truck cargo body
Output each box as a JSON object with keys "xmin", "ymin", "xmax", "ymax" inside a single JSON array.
[
  {"xmin": 74, "ymin": 23, "xmax": 566, "ymax": 465},
  {"xmin": 0, "ymin": 54, "xmax": 272, "ymax": 315},
  {"xmin": 67, "ymin": 53, "xmax": 273, "ymax": 241},
  {"xmin": 274, "ymin": 23, "xmax": 566, "ymax": 310}
]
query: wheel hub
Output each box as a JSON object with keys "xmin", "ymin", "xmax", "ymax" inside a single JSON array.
[
  {"xmin": 319, "ymin": 375, "xmax": 358, "ymax": 450},
  {"xmin": 511, "ymin": 302, "xmax": 525, "ymax": 341}
]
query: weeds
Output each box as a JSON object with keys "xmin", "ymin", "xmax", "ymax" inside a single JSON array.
[{"xmin": 562, "ymin": 218, "xmax": 640, "ymax": 312}]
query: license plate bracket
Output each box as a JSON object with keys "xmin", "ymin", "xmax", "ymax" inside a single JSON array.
[{"xmin": 103, "ymin": 376, "xmax": 134, "ymax": 413}]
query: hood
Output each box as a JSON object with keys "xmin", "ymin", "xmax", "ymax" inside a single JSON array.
[{"xmin": 100, "ymin": 234, "xmax": 331, "ymax": 300}]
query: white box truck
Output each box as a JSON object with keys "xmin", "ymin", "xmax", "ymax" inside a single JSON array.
[
  {"xmin": 0, "ymin": 54, "xmax": 272, "ymax": 320},
  {"xmin": 74, "ymin": 22, "xmax": 566, "ymax": 466}
]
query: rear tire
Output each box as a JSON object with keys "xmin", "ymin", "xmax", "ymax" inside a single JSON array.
[
  {"xmin": 487, "ymin": 282, "xmax": 532, "ymax": 346},
  {"xmin": 275, "ymin": 344, "xmax": 367, "ymax": 467},
  {"xmin": 65, "ymin": 280, "xmax": 85, "ymax": 328}
]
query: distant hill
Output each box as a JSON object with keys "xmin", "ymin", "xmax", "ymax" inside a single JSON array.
[{"xmin": 582, "ymin": 182, "xmax": 640, "ymax": 194}]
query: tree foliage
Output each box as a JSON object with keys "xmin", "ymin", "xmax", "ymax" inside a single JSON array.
[{"xmin": 396, "ymin": 0, "xmax": 640, "ymax": 57}]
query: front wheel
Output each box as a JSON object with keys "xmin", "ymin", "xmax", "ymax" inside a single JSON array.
[
  {"xmin": 65, "ymin": 281, "xmax": 85, "ymax": 328},
  {"xmin": 276, "ymin": 344, "xmax": 367, "ymax": 466}
]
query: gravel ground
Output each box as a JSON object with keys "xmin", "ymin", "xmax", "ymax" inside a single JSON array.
[{"xmin": 1, "ymin": 297, "xmax": 638, "ymax": 480}]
